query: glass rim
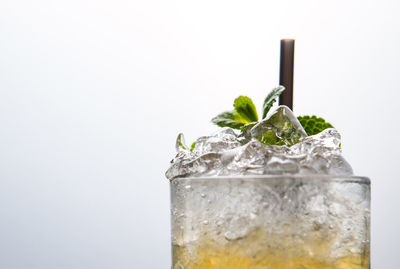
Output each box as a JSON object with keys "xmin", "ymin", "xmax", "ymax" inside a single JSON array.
[{"xmin": 171, "ymin": 175, "xmax": 370, "ymax": 184}]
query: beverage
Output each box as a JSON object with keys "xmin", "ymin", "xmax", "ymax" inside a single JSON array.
[
  {"xmin": 171, "ymin": 176, "xmax": 370, "ymax": 269},
  {"xmin": 166, "ymin": 88, "xmax": 370, "ymax": 268}
]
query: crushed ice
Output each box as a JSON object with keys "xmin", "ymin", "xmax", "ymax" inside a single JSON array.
[{"xmin": 166, "ymin": 106, "xmax": 353, "ymax": 180}]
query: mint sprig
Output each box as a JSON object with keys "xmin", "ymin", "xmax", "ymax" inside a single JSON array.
[
  {"xmin": 297, "ymin": 115, "xmax": 333, "ymax": 136},
  {"xmin": 212, "ymin": 96, "xmax": 259, "ymax": 129},
  {"xmin": 262, "ymin": 86, "xmax": 285, "ymax": 119},
  {"xmin": 212, "ymin": 87, "xmax": 284, "ymax": 130},
  {"xmin": 210, "ymin": 86, "xmax": 335, "ymax": 145}
]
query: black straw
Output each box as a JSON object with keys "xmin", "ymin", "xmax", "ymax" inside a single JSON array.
[{"xmin": 279, "ymin": 39, "xmax": 295, "ymax": 110}]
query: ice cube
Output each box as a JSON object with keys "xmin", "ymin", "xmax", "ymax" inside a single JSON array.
[
  {"xmin": 192, "ymin": 128, "xmax": 241, "ymax": 155},
  {"xmin": 250, "ymin": 106, "xmax": 307, "ymax": 146}
]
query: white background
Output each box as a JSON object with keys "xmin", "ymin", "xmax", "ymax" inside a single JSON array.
[{"xmin": 1, "ymin": 0, "xmax": 399, "ymax": 268}]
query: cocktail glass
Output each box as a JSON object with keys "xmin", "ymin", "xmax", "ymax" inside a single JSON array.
[{"xmin": 170, "ymin": 175, "xmax": 370, "ymax": 269}]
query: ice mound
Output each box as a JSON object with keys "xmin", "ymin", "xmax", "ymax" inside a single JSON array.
[{"xmin": 166, "ymin": 106, "xmax": 353, "ymax": 180}]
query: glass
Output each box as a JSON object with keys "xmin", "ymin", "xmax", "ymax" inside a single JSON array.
[{"xmin": 170, "ymin": 175, "xmax": 370, "ymax": 269}]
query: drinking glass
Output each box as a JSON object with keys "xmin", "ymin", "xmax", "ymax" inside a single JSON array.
[{"xmin": 170, "ymin": 175, "xmax": 370, "ymax": 269}]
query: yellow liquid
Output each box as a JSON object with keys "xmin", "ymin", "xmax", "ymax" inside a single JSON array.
[
  {"xmin": 173, "ymin": 246, "xmax": 369, "ymax": 269},
  {"xmin": 172, "ymin": 230, "xmax": 369, "ymax": 269}
]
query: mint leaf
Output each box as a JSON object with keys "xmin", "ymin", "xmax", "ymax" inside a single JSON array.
[
  {"xmin": 177, "ymin": 133, "xmax": 187, "ymax": 150},
  {"xmin": 258, "ymin": 130, "xmax": 281, "ymax": 145},
  {"xmin": 297, "ymin": 115, "xmax": 334, "ymax": 136},
  {"xmin": 234, "ymin": 96, "xmax": 258, "ymax": 123},
  {"xmin": 262, "ymin": 86, "xmax": 285, "ymax": 119},
  {"xmin": 211, "ymin": 111, "xmax": 246, "ymax": 129},
  {"xmin": 190, "ymin": 141, "xmax": 196, "ymax": 151}
]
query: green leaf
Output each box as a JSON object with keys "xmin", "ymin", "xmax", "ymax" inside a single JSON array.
[
  {"xmin": 190, "ymin": 141, "xmax": 196, "ymax": 151},
  {"xmin": 257, "ymin": 130, "xmax": 281, "ymax": 145},
  {"xmin": 297, "ymin": 115, "xmax": 334, "ymax": 136},
  {"xmin": 177, "ymin": 133, "xmax": 187, "ymax": 150},
  {"xmin": 262, "ymin": 86, "xmax": 285, "ymax": 119},
  {"xmin": 211, "ymin": 111, "xmax": 246, "ymax": 129},
  {"xmin": 234, "ymin": 96, "xmax": 259, "ymax": 123}
]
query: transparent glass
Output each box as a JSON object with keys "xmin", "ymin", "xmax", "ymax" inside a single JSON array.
[{"xmin": 170, "ymin": 175, "xmax": 370, "ymax": 269}]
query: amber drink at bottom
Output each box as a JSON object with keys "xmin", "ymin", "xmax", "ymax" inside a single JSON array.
[{"xmin": 170, "ymin": 176, "xmax": 370, "ymax": 269}]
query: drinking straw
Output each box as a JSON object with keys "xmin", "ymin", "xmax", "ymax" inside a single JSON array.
[{"xmin": 279, "ymin": 39, "xmax": 295, "ymax": 110}]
